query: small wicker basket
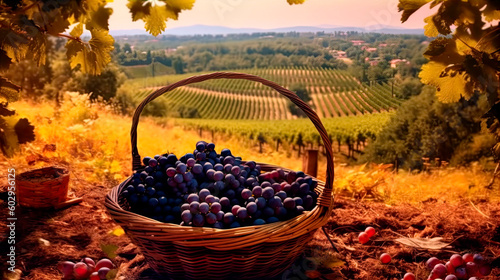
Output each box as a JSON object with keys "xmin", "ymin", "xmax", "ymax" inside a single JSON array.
[
  {"xmin": 105, "ymin": 72, "xmax": 335, "ymax": 279},
  {"xmin": 17, "ymin": 166, "xmax": 70, "ymax": 208}
]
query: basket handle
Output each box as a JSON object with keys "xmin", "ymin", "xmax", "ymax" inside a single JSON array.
[{"xmin": 130, "ymin": 72, "xmax": 334, "ymax": 209}]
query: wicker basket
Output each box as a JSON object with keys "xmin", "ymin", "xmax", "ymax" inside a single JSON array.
[
  {"xmin": 17, "ymin": 166, "xmax": 70, "ymax": 208},
  {"xmin": 105, "ymin": 72, "xmax": 335, "ymax": 279}
]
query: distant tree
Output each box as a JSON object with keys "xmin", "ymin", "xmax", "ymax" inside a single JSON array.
[{"xmin": 123, "ymin": 43, "xmax": 132, "ymax": 53}]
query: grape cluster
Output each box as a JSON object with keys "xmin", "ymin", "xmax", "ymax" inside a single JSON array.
[
  {"xmin": 424, "ymin": 254, "xmax": 491, "ymax": 280},
  {"xmin": 57, "ymin": 258, "xmax": 114, "ymax": 280},
  {"xmin": 120, "ymin": 141, "xmax": 318, "ymax": 228}
]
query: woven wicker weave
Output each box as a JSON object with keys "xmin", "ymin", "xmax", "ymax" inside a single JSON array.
[
  {"xmin": 105, "ymin": 72, "xmax": 335, "ymax": 279},
  {"xmin": 17, "ymin": 166, "xmax": 69, "ymax": 208}
]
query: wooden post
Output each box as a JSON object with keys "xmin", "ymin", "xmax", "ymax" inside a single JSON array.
[{"xmin": 303, "ymin": 149, "xmax": 318, "ymax": 177}]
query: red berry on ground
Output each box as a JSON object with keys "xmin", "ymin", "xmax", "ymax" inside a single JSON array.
[
  {"xmin": 365, "ymin": 226, "xmax": 376, "ymax": 238},
  {"xmin": 466, "ymin": 261, "xmax": 478, "ymax": 276},
  {"xmin": 478, "ymin": 264, "xmax": 491, "ymax": 276},
  {"xmin": 81, "ymin": 257, "xmax": 95, "ymax": 267},
  {"xmin": 450, "ymin": 254, "xmax": 463, "ymax": 267},
  {"xmin": 403, "ymin": 272, "xmax": 416, "ymax": 280},
  {"xmin": 73, "ymin": 262, "xmax": 91, "ymax": 279},
  {"xmin": 358, "ymin": 232, "xmax": 369, "ymax": 244},
  {"xmin": 431, "ymin": 264, "xmax": 447, "ymax": 278},
  {"xmin": 89, "ymin": 272, "xmax": 100, "ymax": 280},
  {"xmin": 444, "ymin": 275, "xmax": 458, "ymax": 280},
  {"xmin": 445, "ymin": 261, "xmax": 455, "ymax": 274},
  {"xmin": 426, "ymin": 257, "xmax": 441, "ymax": 270},
  {"xmin": 57, "ymin": 261, "xmax": 75, "ymax": 279},
  {"xmin": 380, "ymin": 253, "xmax": 391, "ymax": 264},
  {"xmin": 95, "ymin": 258, "xmax": 114, "ymax": 271},
  {"xmin": 462, "ymin": 253, "xmax": 474, "ymax": 263}
]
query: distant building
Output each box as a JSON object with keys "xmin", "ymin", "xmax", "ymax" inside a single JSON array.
[
  {"xmin": 351, "ymin": 40, "xmax": 365, "ymax": 46},
  {"xmin": 366, "ymin": 57, "xmax": 382, "ymax": 66},
  {"xmin": 164, "ymin": 48, "xmax": 177, "ymax": 55},
  {"xmin": 390, "ymin": 58, "xmax": 409, "ymax": 68},
  {"xmin": 378, "ymin": 43, "xmax": 388, "ymax": 47},
  {"xmin": 362, "ymin": 46, "xmax": 377, "ymax": 52},
  {"xmin": 330, "ymin": 50, "xmax": 347, "ymax": 58}
]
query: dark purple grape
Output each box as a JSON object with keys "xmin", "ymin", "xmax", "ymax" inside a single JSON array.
[
  {"xmin": 276, "ymin": 191, "xmax": 287, "ymax": 201},
  {"xmin": 299, "ymin": 183, "xmax": 310, "ymax": 196},
  {"xmin": 198, "ymin": 188, "xmax": 210, "ymax": 201},
  {"xmin": 145, "ymin": 176, "xmax": 155, "ymax": 186},
  {"xmin": 237, "ymin": 207, "xmax": 248, "ymax": 219},
  {"xmin": 136, "ymin": 184, "xmax": 146, "ymax": 194},
  {"xmin": 149, "ymin": 198, "xmax": 159, "ymax": 207},
  {"xmin": 145, "ymin": 166, "xmax": 154, "ymax": 174},
  {"xmin": 246, "ymin": 161, "xmax": 256, "ymax": 169},
  {"xmin": 192, "ymin": 164, "xmax": 203, "ymax": 174},
  {"xmin": 214, "ymin": 181, "xmax": 225, "ymax": 192},
  {"xmin": 183, "ymin": 172, "xmax": 193, "ymax": 182},
  {"xmin": 246, "ymin": 197, "xmax": 255, "ymax": 203},
  {"xmin": 159, "ymin": 156, "xmax": 168, "ymax": 166},
  {"xmin": 261, "ymin": 181, "xmax": 271, "ymax": 188},
  {"xmin": 287, "ymin": 171, "xmax": 297, "ymax": 184},
  {"xmin": 224, "ymin": 164, "xmax": 233, "ymax": 174},
  {"xmin": 266, "ymin": 217, "xmax": 279, "ymax": 223},
  {"xmin": 221, "ymin": 148, "xmax": 231, "ymax": 157},
  {"xmin": 246, "ymin": 202, "xmax": 257, "ymax": 214},
  {"xmin": 262, "ymin": 187, "xmax": 274, "ymax": 200},
  {"xmin": 230, "ymin": 221, "xmax": 240, "ymax": 228},
  {"xmin": 187, "ymin": 193, "xmax": 199, "ymax": 203},
  {"xmin": 303, "ymin": 195, "xmax": 314, "ymax": 210},
  {"xmin": 213, "ymin": 171, "xmax": 224, "ymax": 181},
  {"xmin": 216, "ymin": 211, "xmax": 224, "ymax": 221},
  {"xmin": 126, "ymin": 185, "xmax": 135, "ymax": 193},
  {"xmin": 241, "ymin": 189, "xmax": 252, "ymax": 200},
  {"xmin": 225, "ymin": 173, "xmax": 235, "ymax": 183},
  {"xmin": 231, "ymin": 205, "xmax": 240, "ymax": 216},
  {"xmin": 206, "ymin": 213, "xmax": 217, "ymax": 224},
  {"xmin": 172, "ymin": 205, "xmax": 181, "ymax": 214},
  {"xmin": 186, "ymin": 158, "xmax": 196, "ymax": 168},
  {"xmin": 140, "ymin": 171, "xmax": 148, "ymax": 180},
  {"xmin": 283, "ymin": 197, "xmax": 296, "ymax": 210},
  {"xmin": 230, "ymin": 180, "xmax": 240, "ymax": 188},
  {"xmin": 129, "ymin": 194, "xmax": 139, "ymax": 204},
  {"xmin": 268, "ymin": 196, "xmax": 282, "ymax": 209},
  {"xmin": 214, "ymin": 163, "xmax": 224, "ymax": 171},
  {"xmin": 165, "ymin": 215, "xmax": 175, "ymax": 223},
  {"xmin": 230, "ymin": 198, "xmax": 240, "ymax": 206},
  {"xmin": 181, "ymin": 210, "xmax": 192, "ymax": 223},
  {"xmin": 231, "ymin": 165, "xmax": 241, "ymax": 176},
  {"xmin": 256, "ymin": 197, "xmax": 266, "ymax": 209},
  {"xmin": 192, "ymin": 214, "xmax": 205, "ymax": 227},
  {"xmin": 245, "ymin": 177, "xmax": 257, "ymax": 187},
  {"xmin": 176, "ymin": 163, "xmax": 187, "ymax": 174},
  {"xmin": 199, "ymin": 202, "xmax": 209, "ymax": 214},
  {"xmin": 181, "ymin": 203, "xmax": 190, "ymax": 211},
  {"xmin": 140, "ymin": 195, "xmax": 148, "ymax": 204},
  {"xmin": 189, "ymin": 201, "xmax": 200, "ymax": 214},
  {"xmin": 205, "ymin": 195, "xmax": 217, "ymax": 204},
  {"xmin": 196, "ymin": 152, "xmax": 206, "ymax": 161},
  {"xmin": 210, "ymin": 202, "xmax": 222, "ymax": 213},
  {"xmin": 166, "ymin": 167, "xmax": 176, "ymax": 177},
  {"xmin": 208, "ymin": 151, "xmax": 217, "ymax": 159},
  {"xmin": 296, "ymin": 205, "xmax": 304, "ymax": 214},
  {"xmin": 272, "ymin": 183, "xmax": 282, "ymax": 193},
  {"xmin": 225, "ymin": 189, "xmax": 236, "ymax": 199},
  {"xmin": 196, "ymin": 142, "xmax": 206, "ymax": 152},
  {"xmin": 206, "ymin": 169, "xmax": 215, "ymax": 180},
  {"xmin": 148, "ymin": 158, "xmax": 158, "ymax": 168},
  {"xmin": 262, "ymin": 207, "xmax": 274, "ymax": 218},
  {"xmin": 253, "ymin": 219, "xmax": 266, "ymax": 225},
  {"xmin": 142, "ymin": 156, "xmax": 152, "ymax": 166},
  {"xmin": 224, "ymin": 212, "xmax": 235, "ymax": 224},
  {"xmin": 219, "ymin": 197, "xmax": 230, "ymax": 209},
  {"xmin": 167, "ymin": 178, "xmax": 177, "ymax": 187},
  {"xmin": 290, "ymin": 182, "xmax": 300, "ymax": 195},
  {"xmin": 174, "ymin": 173, "xmax": 184, "ymax": 184},
  {"xmin": 146, "ymin": 187, "xmax": 156, "ymax": 196}
]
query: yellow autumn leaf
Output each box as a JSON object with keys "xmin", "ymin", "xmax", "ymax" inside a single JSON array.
[
  {"xmin": 66, "ymin": 29, "xmax": 114, "ymax": 75},
  {"xmin": 145, "ymin": 5, "xmax": 168, "ymax": 36},
  {"xmin": 398, "ymin": 0, "xmax": 432, "ymax": 23},
  {"xmin": 166, "ymin": 0, "xmax": 196, "ymax": 10},
  {"xmin": 424, "ymin": 15, "xmax": 439, "ymax": 37},
  {"xmin": 108, "ymin": 226, "xmax": 125, "ymax": 237},
  {"xmin": 287, "ymin": 0, "xmax": 306, "ymax": 4},
  {"xmin": 419, "ymin": 61, "xmax": 471, "ymax": 103}
]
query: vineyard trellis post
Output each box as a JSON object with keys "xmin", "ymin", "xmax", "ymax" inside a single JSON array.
[{"xmin": 302, "ymin": 149, "xmax": 318, "ymax": 178}]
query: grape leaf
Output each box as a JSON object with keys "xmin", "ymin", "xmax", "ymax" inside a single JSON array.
[
  {"xmin": 14, "ymin": 118, "xmax": 35, "ymax": 144},
  {"xmin": 0, "ymin": 104, "xmax": 15, "ymax": 117},
  {"xmin": 424, "ymin": 38, "xmax": 465, "ymax": 64},
  {"xmin": 483, "ymin": 1, "xmax": 500, "ymax": 21},
  {"xmin": 0, "ymin": 116, "xmax": 22, "ymax": 157},
  {"xmin": 66, "ymin": 29, "xmax": 114, "ymax": 75},
  {"xmin": 70, "ymin": 23, "xmax": 84, "ymax": 37},
  {"xmin": 287, "ymin": 0, "xmax": 306, "ymax": 4},
  {"xmin": 419, "ymin": 61, "xmax": 472, "ymax": 103},
  {"xmin": 424, "ymin": 15, "xmax": 439, "ymax": 37},
  {"xmin": 86, "ymin": 5, "xmax": 112, "ymax": 30},
  {"xmin": 127, "ymin": 0, "xmax": 152, "ymax": 21},
  {"xmin": 0, "ymin": 49, "xmax": 12, "ymax": 71},
  {"xmin": 144, "ymin": 5, "xmax": 168, "ymax": 36},
  {"xmin": 398, "ymin": 0, "xmax": 432, "ymax": 23},
  {"xmin": 0, "ymin": 76, "xmax": 21, "ymax": 103}
]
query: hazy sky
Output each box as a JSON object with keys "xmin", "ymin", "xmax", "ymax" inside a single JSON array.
[{"xmin": 108, "ymin": 0, "xmax": 434, "ymax": 31}]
